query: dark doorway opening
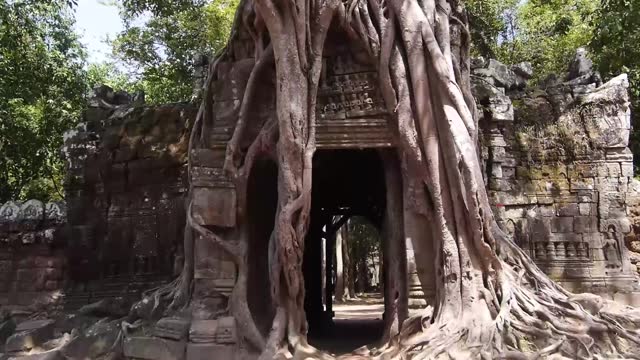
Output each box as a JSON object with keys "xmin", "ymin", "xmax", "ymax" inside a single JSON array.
[
  {"xmin": 304, "ymin": 149, "xmax": 387, "ymax": 354},
  {"xmin": 247, "ymin": 158, "xmax": 278, "ymax": 337}
]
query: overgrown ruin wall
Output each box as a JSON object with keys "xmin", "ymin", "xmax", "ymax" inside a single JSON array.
[
  {"xmin": 473, "ymin": 57, "xmax": 639, "ymax": 299},
  {"xmin": 0, "ymin": 201, "xmax": 66, "ymax": 309},
  {"xmin": 0, "ymin": 56, "xmax": 639, "ymax": 312},
  {"xmin": 60, "ymin": 88, "xmax": 196, "ymax": 310}
]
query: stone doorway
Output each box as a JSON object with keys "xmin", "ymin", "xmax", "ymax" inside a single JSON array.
[{"xmin": 302, "ymin": 149, "xmax": 407, "ymax": 354}]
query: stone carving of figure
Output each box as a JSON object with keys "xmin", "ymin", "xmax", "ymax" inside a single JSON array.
[{"xmin": 603, "ymin": 226, "xmax": 622, "ymax": 268}]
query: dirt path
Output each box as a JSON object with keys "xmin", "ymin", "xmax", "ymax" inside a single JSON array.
[{"xmin": 308, "ymin": 293, "xmax": 385, "ymax": 355}]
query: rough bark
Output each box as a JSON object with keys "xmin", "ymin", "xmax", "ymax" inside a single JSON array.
[
  {"xmin": 343, "ymin": 221, "xmax": 357, "ymax": 300},
  {"xmin": 335, "ymin": 220, "xmax": 345, "ymax": 303},
  {"xmin": 381, "ymin": 150, "xmax": 408, "ymax": 343},
  {"xmin": 149, "ymin": 0, "xmax": 640, "ymax": 358}
]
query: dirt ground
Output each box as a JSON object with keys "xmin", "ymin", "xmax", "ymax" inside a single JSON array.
[{"xmin": 308, "ymin": 293, "xmax": 385, "ymax": 355}]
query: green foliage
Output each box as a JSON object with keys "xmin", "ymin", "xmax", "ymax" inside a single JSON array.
[
  {"xmin": 346, "ymin": 217, "xmax": 380, "ymax": 291},
  {"xmin": 591, "ymin": 0, "xmax": 640, "ymax": 171},
  {"xmin": 0, "ymin": 0, "xmax": 86, "ymax": 202},
  {"xmin": 111, "ymin": 0, "xmax": 239, "ymax": 104},
  {"xmin": 496, "ymin": 0, "xmax": 598, "ymax": 83},
  {"xmin": 465, "ymin": 0, "xmax": 518, "ymax": 58},
  {"xmin": 87, "ymin": 62, "xmax": 138, "ymax": 93}
]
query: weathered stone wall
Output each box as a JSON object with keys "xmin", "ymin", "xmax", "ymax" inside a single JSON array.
[
  {"xmin": 0, "ymin": 200, "xmax": 66, "ymax": 309},
  {"xmin": 61, "ymin": 87, "xmax": 196, "ymax": 309},
  {"xmin": 474, "ymin": 54, "xmax": 639, "ymax": 298},
  {"xmin": 624, "ymin": 179, "xmax": 640, "ymax": 275}
]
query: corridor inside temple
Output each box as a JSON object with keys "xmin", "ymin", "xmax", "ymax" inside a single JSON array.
[{"xmin": 303, "ymin": 149, "xmax": 388, "ymax": 353}]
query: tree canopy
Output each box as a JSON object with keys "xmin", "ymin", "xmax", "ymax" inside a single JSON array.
[
  {"xmin": 591, "ymin": 0, "xmax": 640, "ymax": 169},
  {"xmin": 0, "ymin": 0, "xmax": 86, "ymax": 202},
  {"xmin": 110, "ymin": 0, "xmax": 239, "ymax": 103}
]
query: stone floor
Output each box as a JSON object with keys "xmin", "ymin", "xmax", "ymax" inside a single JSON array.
[{"xmin": 308, "ymin": 293, "xmax": 386, "ymax": 355}]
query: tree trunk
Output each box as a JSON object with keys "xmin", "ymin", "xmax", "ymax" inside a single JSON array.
[
  {"xmin": 334, "ymin": 222, "xmax": 345, "ymax": 303},
  {"xmin": 343, "ymin": 220, "xmax": 356, "ymax": 300},
  {"xmin": 381, "ymin": 150, "xmax": 408, "ymax": 341},
  {"xmin": 321, "ymin": 237, "xmax": 326, "ymax": 308},
  {"xmin": 358, "ymin": 251, "xmax": 368, "ymax": 294}
]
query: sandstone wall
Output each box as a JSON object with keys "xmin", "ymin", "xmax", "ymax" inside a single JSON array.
[
  {"xmin": 0, "ymin": 200, "xmax": 66, "ymax": 310},
  {"xmin": 61, "ymin": 87, "xmax": 196, "ymax": 309},
  {"xmin": 474, "ymin": 58, "xmax": 639, "ymax": 297}
]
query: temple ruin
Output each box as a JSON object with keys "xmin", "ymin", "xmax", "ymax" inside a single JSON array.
[{"xmin": 1, "ymin": 40, "xmax": 639, "ymax": 359}]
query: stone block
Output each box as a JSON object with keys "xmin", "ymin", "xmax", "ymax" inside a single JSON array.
[
  {"xmin": 579, "ymin": 203, "xmax": 593, "ymax": 216},
  {"xmin": 123, "ymin": 336, "xmax": 185, "ymax": 360},
  {"xmin": 621, "ymin": 162, "xmax": 634, "ymax": 177},
  {"xmin": 570, "ymin": 178, "xmax": 595, "ymax": 191},
  {"xmin": 582, "ymin": 233, "xmax": 603, "ymax": 247},
  {"xmin": 528, "ymin": 179, "xmax": 552, "ymax": 194},
  {"xmin": 538, "ymin": 206, "xmax": 555, "ymax": 217},
  {"xmin": 489, "ymin": 178, "xmax": 512, "ymax": 192},
  {"xmin": 488, "ymin": 135, "xmax": 507, "ymax": 147},
  {"xmin": 491, "ymin": 146, "xmax": 507, "ymax": 162},
  {"xmin": 606, "ymin": 148, "xmax": 633, "ymax": 161},
  {"xmin": 568, "ymin": 164, "xmax": 599, "ymax": 179},
  {"xmin": 191, "ymin": 187, "xmax": 236, "ymax": 228},
  {"xmin": 186, "ymin": 343, "xmax": 234, "ymax": 360},
  {"xmin": 574, "ymin": 216, "xmax": 597, "ymax": 233},
  {"xmin": 537, "ymin": 196, "xmax": 554, "ymax": 205},
  {"xmin": 555, "ymin": 203, "xmax": 579, "ymax": 217},
  {"xmin": 550, "ymin": 217, "xmax": 574, "ymax": 233},
  {"xmin": 495, "ymin": 193, "xmax": 536, "ymax": 206},
  {"xmin": 213, "ymin": 317, "xmax": 236, "ymax": 344},
  {"xmin": 577, "ymin": 191, "xmax": 596, "ymax": 203},
  {"xmin": 504, "ymin": 207, "xmax": 526, "ymax": 219},
  {"xmin": 190, "ymin": 149, "xmax": 225, "ymax": 169},
  {"xmin": 502, "ymin": 157, "xmax": 518, "ymax": 167},
  {"xmin": 549, "ymin": 233, "xmax": 582, "ymax": 243},
  {"xmin": 490, "ymin": 163, "xmax": 503, "ymax": 179},
  {"xmin": 489, "ymin": 96, "xmax": 514, "ymax": 121},
  {"xmin": 189, "ymin": 320, "xmax": 217, "ymax": 343},
  {"xmin": 155, "ymin": 317, "xmax": 191, "ymax": 341},
  {"xmin": 5, "ymin": 320, "xmax": 55, "ymax": 353},
  {"xmin": 502, "ymin": 166, "xmax": 516, "ymax": 179},
  {"xmin": 606, "ymin": 163, "xmax": 622, "ymax": 177}
]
